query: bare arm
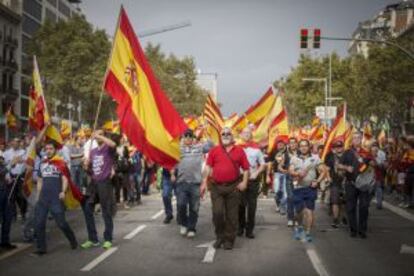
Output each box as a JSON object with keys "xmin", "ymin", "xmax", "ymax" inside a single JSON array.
[
  {"xmin": 59, "ymin": 175, "xmax": 69, "ymax": 200},
  {"xmin": 95, "ymin": 134, "xmax": 116, "ymax": 148}
]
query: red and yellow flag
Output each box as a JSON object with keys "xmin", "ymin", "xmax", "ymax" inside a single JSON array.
[
  {"xmin": 321, "ymin": 105, "xmax": 348, "ymax": 161},
  {"xmin": 102, "ymin": 120, "xmax": 120, "ymax": 134},
  {"xmin": 232, "ymin": 87, "xmax": 276, "ymax": 133},
  {"xmin": 268, "ymin": 109, "xmax": 289, "ymax": 153},
  {"xmin": 29, "ymin": 56, "xmax": 62, "ymax": 146},
  {"xmin": 103, "ymin": 8, "xmax": 187, "ymax": 169},
  {"xmin": 5, "ymin": 106, "xmax": 17, "ymax": 130},
  {"xmin": 44, "ymin": 155, "xmax": 83, "ymax": 209},
  {"xmin": 60, "ymin": 119, "xmax": 72, "ymax": 139},
  {"xmin": 254, "ymin": 92, "xmax": 283, "ymax": 143},
  {"xmin": 203, "ymin": 94, "xmax": 224, "ymax": 144},
  {"xmin": 23, "ymin": 137, "xmax": 37, "ymax": 198}
]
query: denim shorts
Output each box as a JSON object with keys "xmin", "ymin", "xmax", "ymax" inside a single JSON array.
[{"xmin": 293, "ymin": 187, "xmax": 317, "ymax": 211}]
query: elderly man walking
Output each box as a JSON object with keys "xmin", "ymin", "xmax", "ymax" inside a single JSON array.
[{"xmin": 201, "ymin": 127, "xmax": 250, "ymax": 250}]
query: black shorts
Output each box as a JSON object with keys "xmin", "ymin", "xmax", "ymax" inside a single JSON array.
[{"xmin": 330, "ymin": 185, "xmax": 344, "ymax": 205}]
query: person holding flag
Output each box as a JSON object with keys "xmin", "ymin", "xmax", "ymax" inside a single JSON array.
[
  {"xmin": 32, "ymin": 140, "xmax": 78, "ymax": 256},
  {"xmin": 81, "ymin": 130, "xmax": 117, "ymax": 250}
]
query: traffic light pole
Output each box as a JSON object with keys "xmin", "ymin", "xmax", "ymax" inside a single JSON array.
[{"xmin": 321, "ymin": 36, "xmax": 414, "ymax": 61}]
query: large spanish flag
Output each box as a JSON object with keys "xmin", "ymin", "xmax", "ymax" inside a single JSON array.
[
  {"xmin": 103, "ymin": 7, "xmax": 187, "ymax": 169},
  {"xmin": 321, "ymin": 105, "xmax": 347, "ymax": 161},
  {"xmin": 232, "ymin": 87, "xmax": 276, "ymax": 133},
  {"xmin": 29, "ymin": 56, "xmax": 63, "ymax": 147}
]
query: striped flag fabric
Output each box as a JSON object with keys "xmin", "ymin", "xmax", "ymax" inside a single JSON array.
[
  {"xmin": 5, "ymin": 106, "xmax": 17, "ymax": 130},
  {"xmin": 203, "ymin": 94, "xmax": 224, "ymax": 144},
  {"xmin": 23, "ymin": 137, "xmax": 37, "ymax": 198},
  {"xmin": 232, "ymin": 87, "xmax": 276, "ymax": 133},
  {"xmin": 29, "ymin": 56, "xmax": 63, "ymax": 147},
  {"xmin": 268, "ymin": 108, "xmax": 289, "ymax": 153},
  {"xmin": 321, "ymin": 105, "xmax": 348, "ymax": 161},
  {"xmin": 253, "ymin": 91, "xmax": 283, "ymax": 143},
  {"xmin": 103, "ymin": 7, "xmax": 187, "ymax": 169}
]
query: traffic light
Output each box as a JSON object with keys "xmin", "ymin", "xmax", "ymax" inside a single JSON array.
[
  {"xmin": 313, "ymin": 29, "xmax": 321, "ymax": 49},
  {"xmin": 300, "ymin": 29, "xmax": 308, "ymax": 49}
]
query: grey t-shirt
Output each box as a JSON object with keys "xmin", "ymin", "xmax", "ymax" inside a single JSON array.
[
  {"xmin": 176, "ymin": 143, "xmax": 207, "ymax": 184},
  {"xmin": 70, "ymin": 145, "xmax": 83, "ymax": 167},
  {"xmin": 290, "ymin": 154, "xmax": 321, "ymax": 188}
]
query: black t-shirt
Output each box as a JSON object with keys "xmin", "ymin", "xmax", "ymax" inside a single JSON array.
[
  {"xmin": 339, "ymin": 149, "xmax": 360, "ymax": 182},
  {"xmin": 325, "ymin": 151, "xmax": 346, "ymax": 186},
  {"xmin": 38, "ymin": 162, "xmax": 63, "ymax": 203}
]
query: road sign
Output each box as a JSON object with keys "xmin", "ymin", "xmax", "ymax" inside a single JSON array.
[{"xmin": 315, "ymin": 106, "xmax": 337, "ymax": 120}]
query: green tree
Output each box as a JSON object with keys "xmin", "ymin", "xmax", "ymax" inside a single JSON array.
[{"xmin": 28, "ymin": 15, "xmax": 113, "ymax": 124}]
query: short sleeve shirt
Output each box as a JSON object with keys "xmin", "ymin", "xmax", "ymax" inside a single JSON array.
[
  {"xmin": 290, "ymin": 154, "xmax": 321, "ymax": 188},
  {"xmin": 243, "ymin": 147, "xmax": 265, "ymax": 176},
  {"xmin": 206, "ymin": 145, "xmax": 250, "ymax": 184},
  {"xmin": 39, "ymin": 161, "xmax": 62, "ymax": 202},
  {"xmin": 90, "ymin": 144, "xmax": 115, "ymax": 182}
]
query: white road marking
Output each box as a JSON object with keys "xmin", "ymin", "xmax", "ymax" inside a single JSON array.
[
  {"xmin": 0, "ymin": 243, "xmax": 32, "ymax": 261},
  {"xmin": 123, "ymin": 224, "xmax": 147, "ymax": 240},
  {"xmin": 80, "ymin": 247, "xmax": 118, "ymax": 272},
  {"xmin": 381, "ymin": 201, "xmax": 414, "ymax": 222},
  {"xmin": 305, "ymin": 246, "xmax": 330, "ymax": 276},
  {"xmin": 197, "ymin": 241, "xmax": 216, "ymax": 263},
  {"xmin": 150, "ymin": 198, "xmax": 176, "ymax": 220},
  {"xmin": 151, "ymin": 210, "xmax": 164, "ymax": 220},
  {"xmin": 400, "ymin": 244, "xmax": 414, "ymax": 255}
]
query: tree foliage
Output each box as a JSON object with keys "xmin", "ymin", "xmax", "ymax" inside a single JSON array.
[
  {"xmin": 29, "ymin": 17, "xmax": 206, "ymax": 127},
  {"xmin": 281, "ymin": 32, "xmax": 414, "ymax": 129}
]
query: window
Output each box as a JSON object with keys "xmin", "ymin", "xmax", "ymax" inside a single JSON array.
[
  {"xmin": 22, "ymin": 14, "xmax": 41, "ymax": 36},
  {"xmin": 23, "ymin": 0, "xmax": 42, "ymax": 21},
  {"xmin": 21, "ymin": 97, "xmax": 29, "ymax": 117},
  {"xmin": 45, "ymin": 8, "xmax": 57, "ymax": 23},
  {"xmin": 21, "ymin": 55, "xmax": 32, "ymax": 76},
  {"xmin": 58, "ymin": 0, "xmax": 70, "ymax": 17},
  {"xmin": 22, "ymin": 35, "xmax": 31, "ymax": 54},
  {"xmin": 21, "ymin": 77, "xmax": 31, "ymax": 96}
]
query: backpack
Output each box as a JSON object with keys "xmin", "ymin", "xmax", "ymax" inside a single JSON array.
[{"xmin": 354, "ymin": 167, "xmax": 375, "ymax": 192}]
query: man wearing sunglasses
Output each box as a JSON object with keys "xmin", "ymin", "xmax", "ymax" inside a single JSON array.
[
  {"xmin": 171, "ymin": 129, "xmax": 208, "ymax": 238},
  {"xmin": 201, "ymin": 127, "xmax": 250, "ymax": 250}
]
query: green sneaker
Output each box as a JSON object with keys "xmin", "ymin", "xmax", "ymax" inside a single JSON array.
[
  {"xmin": 80, "ymin": 240, "xmax": 100, "ymax": 249},
  {"xmin": 102, "ymin": 241, "xmax": 112, "ymax": 249}
]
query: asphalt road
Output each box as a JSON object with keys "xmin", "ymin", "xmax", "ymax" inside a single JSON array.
[{"xmin": 0, "ymin": 191, "xmax": 413, "ymax": 276}]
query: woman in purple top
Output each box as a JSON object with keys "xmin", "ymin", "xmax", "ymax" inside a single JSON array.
[{"xmin": 81, "ymin": 130, "xmax": 117, "ymax": 250}]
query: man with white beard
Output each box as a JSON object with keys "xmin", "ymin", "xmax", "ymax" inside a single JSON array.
[{"xmin": 201, "ymin": 127, "xmax": 250, "ymax": 250}]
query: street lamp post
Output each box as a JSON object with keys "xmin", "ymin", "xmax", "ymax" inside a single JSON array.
[{"xmin": 302, "ymin": 77, "xmax": 328, "ymax": 123}]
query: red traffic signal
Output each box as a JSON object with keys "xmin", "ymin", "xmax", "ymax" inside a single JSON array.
[
  {"xmin": 313, "ymin": 29, "xmax": 321, "ymax": 49},
  {"xmin": 300, "ymin": 29, "xmax": 308, "ymax": 49}
]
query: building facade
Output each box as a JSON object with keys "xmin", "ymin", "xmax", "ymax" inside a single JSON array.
[
  {"xmin": 0, "ymin": 0, "xmax": 80, "ymax": 140},
  {"xmin": 348, "ymin": 0, "xmax": 414, "ymax": 57}
]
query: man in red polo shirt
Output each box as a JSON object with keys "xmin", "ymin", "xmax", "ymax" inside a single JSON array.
[{"xmin": 201, "ymin": 127, "xmax": 250, "ymax": 250}]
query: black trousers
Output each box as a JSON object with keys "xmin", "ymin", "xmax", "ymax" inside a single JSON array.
[
  {"xmin": 238, "ymin": 181, "xmax": 260, "ymax": 234},
  {"xmin": 345, "ymin": 184, "xmax": 370, "ymax": 234}
]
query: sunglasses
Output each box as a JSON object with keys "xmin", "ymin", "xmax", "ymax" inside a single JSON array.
[
  {"xmin": 184, "ymin": 134, "xmax": 194, "ymax": 138},
  {"xmin": 221, "ymin": 132, "xmax": 232, "ymax": 137}
]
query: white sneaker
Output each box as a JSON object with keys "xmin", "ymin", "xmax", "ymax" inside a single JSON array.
[
  {"xmin": 287, "ymin": 220, "xmax": 294, "ymax": 227},
  {"xmin": 180, "ymin": 226, "xmax": 187, "ymax": 236},
  {"xmin": 275, "ymin": 207, "xmax": 280, "ymax": 213},
  {"xmin": 187, "ymin": 231, "xmax": 195, "ymax": 238}
]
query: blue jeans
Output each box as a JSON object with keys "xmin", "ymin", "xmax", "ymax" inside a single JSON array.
[
  {"xmin": 70, "ymin": 165, "xmax": 84, "ymax": 189},
  {"xmin": 176, "ymin": 182, "xmax": 200, "ymax": 231},
  {"xmin": 35, "ymin": 200, "xmax": 77, "ymax": 252},
  {"xmin": 0, "ymin": 187, "xmax": 14, "ymax": 244},
  {"xmin": 162, "ymin": 177, "xmax": 174, "ymax": 218},
  {"xmin": 133, "ymin": 173, "xmax": 142, "ymax": 202},
  {"xmin": 285, "ymin": 177, "xmax": 295, "ymax": 220},
  {"xmin": 274, "ymin": 173, "xmax": 287, "ymax": 213}
]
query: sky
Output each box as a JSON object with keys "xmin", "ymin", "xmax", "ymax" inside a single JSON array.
[{"xmin": 79, "ymin": 0, "xmax": 397, "ymax": 115}]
